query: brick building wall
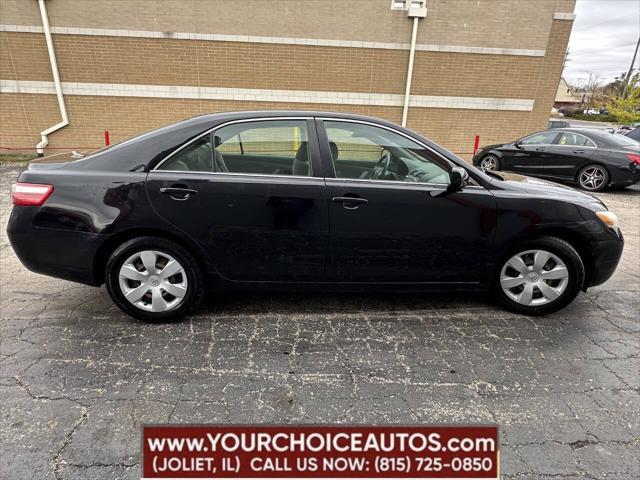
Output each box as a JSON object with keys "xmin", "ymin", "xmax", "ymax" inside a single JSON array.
[{"xmin": 0, "ymin": 0, "xmax": 575, "ymax": 159}]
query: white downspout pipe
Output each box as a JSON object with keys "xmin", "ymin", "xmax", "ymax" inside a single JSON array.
[
  {"xmin": 401, "ymin": 16, "xmax": 419, "ymax": 127},
  {"xmin": 36, "ymin": 0, "xmax": 68, "ymax": 156}
]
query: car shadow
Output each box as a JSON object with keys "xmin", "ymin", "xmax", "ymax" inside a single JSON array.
[{"xmin": 194, "ymin": 290, "xmax": 495, "ymax": 316}]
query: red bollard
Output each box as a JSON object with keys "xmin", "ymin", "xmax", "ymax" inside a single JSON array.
[
  {"xmin": 473, "ymin": 134, "xmax": 480, "ymax": 156},
  {"xmin": 104, "ymin": 130, "xmax": 110, "ymax": 146}
]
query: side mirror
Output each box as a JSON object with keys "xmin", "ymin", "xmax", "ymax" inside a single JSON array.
[
  {"xmin": 514, "ymin": 140, "xmax": 523, "ymax": 149},
  {"xmin": 448, "ymin": 166, "xmax": 469, "ymax": 191}
]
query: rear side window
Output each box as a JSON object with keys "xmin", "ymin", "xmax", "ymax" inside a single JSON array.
[
  {"xmin": 557, "ymin": 132, "xmax": 595, "ymax": 147},
  {"xmin": 213, "ymin": 120, "xmax": 311, "ymax": 176},
  {"xmin": 520, "ymin": 131, "xmax": 558, "ymax": 145},
  {"xmin": 160, "ymin": 135, "xmax": 214, "ymax": 172}
]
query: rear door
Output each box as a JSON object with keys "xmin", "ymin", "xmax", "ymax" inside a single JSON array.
[
  {"xmin": 546, "ymin": 131, "xmax": 597, "ymax": 179},
  {"xmin": 501, "ymin": 131, "xmax": 560, "ymax": 175},
  {"xmin": 146, "ymin": 118, "xmax": 328, "ymax": 282},
  {"xmin": 318, "ymin": 119, "xmax": 497, "ymax": 284}
]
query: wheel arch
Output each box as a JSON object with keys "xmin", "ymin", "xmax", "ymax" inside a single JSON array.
[
  {"xmin": 476, "ymin": 150, "xmax": 503, "ymax": 167},
  {"xmin": 523, "ymin": 227, "xmax": 594, "ymax": 290},
  {"xmin": 574, "ymin": 162, "xmax": 610, "ymax": 183},
  {"xmin": 93, "ymin": 227, "xmax": 213, "ymax": 286}
]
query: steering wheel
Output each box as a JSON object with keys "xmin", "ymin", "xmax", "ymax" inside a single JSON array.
[{"xmin": 370, "ymin": 149, "xmax": 391, "ymax": 180}]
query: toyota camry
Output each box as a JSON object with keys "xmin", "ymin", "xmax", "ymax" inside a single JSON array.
[{"xmin": 8, "ymin": 111, "xmax": 623, "ymax": 320}]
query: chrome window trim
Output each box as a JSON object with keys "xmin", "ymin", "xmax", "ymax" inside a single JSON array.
[
  {"xmin": 153, "ymin": 116, "xmax": 314, "ymax": 173},
  {"xmin": 148, "ymin": 170, "xmax": 320, "ymax": 181},
  {"xmin": 325, "ymin": 177, "xmax": 485, "ymax": 189},
  {"xmin": 153, "ymin": 114, "xmax": 482, "ymax": 189}
]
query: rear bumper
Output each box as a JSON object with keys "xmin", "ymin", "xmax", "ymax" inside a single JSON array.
[
  {"xmin": 7, "ymin": 207, "xmax": 104, "ymax": 286},
  {"xmin": 586, "ymin": 228, "xmax": 624, "ymax": 287},
  {"xmin": 609, "ymin": 165, "xmax": 640, "ymax": 187}
]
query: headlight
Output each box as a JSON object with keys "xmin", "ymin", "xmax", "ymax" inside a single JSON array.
[{"xmin": 596, "ymin": 211, "xmax": 619, "ymax": 229}]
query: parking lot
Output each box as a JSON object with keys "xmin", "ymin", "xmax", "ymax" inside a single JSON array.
[{"xmin": 1, "ymin": 163, "xmax": 638, "ymax": 479}]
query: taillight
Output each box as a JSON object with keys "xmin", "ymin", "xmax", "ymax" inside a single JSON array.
[
  {"xmin": 627, "ymin": 153, "xmax": 640, "ymax": 165},
  {"xmin": 11, "ymin": 182, "xmax": 54, "ymax": 206}
]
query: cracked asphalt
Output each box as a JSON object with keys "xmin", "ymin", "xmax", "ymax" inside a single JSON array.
[{"xmin": 0, "ymin": 163, "xmax": 638, "ymax": 480}]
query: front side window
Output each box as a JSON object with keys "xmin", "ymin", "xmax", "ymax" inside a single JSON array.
[
  {"xmin": 324, "ymin": 121, "xmax": 450, "ymax": 185},
  {"xmin": 520, "ymin": 131, "xmax": 559, "ymax": 146},
  {"xmin": 161, "ymin": 135, "xmax": 214, "ymax": 172},
  {"xmin": 213, "ymin": 120, "xmax": 311, "ymax": 176},
  {"xmin": 557, "ymin": 132, "xmax": 595, "ymax": 147}
]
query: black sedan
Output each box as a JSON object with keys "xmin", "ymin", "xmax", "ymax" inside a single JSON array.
[
  {"xmin": 8, "ymin": 112, "xmax": 623, "ymax": 320},
  {"xmin": 472, "ymin": 128, "xmax": 640, "ymax": 191}
]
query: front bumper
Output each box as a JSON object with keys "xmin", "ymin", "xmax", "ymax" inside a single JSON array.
[{"xmin": 586, "ymin": 228, "xmax": 624, "ymax": 288}]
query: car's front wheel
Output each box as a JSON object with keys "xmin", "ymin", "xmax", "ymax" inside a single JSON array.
[
  {"xmin": 479, "ymin": 154, "xmax": 500, "ymax": 171},
  {"xmin": 496, "ymin": 237, "xmax": 585, "ymax": 315},
  {"xmin": 105, "ymin": 237, "xmax": 204, "ymax": 321}
]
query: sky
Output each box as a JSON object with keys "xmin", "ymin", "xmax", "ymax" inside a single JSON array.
[{"xmin": 563, "ymin": 0, "xmax": 640, "ymax": 86}]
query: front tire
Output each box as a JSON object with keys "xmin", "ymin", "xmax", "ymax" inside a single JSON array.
[
  {"xmin": 105, "ymin": 237, "xmax": 204, "ymax": 321},
  {"xmin": 577, "ymin": 164, "xmax": 609, "ymax": 192},
  {"xmin": 480, "ymin": 154, "xmax": 500, "ymax": 171},
  {"xmin": 495, "ymin": 236, "xmax": 585, "ymax": 316}
]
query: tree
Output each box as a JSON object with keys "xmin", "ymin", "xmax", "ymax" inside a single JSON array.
[{"xmin": 607, "ymin": 73, "xmax": 640, "ymax": 124}]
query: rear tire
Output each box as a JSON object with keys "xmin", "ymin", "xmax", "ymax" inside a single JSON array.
[
  {"xmin": 495, "ymin": 236, "xmax": 585, "ymax": 316},
  {"xmin": 577, "ymin": 164, "xmax": 609, "ymax": 192},
  {"xmin": 105, "ymin": 237, "xmax": 204, "ymax": 321}
]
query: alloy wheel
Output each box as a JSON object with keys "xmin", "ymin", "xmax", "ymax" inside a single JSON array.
[
  {"xmin": 118, "ymin": 250, "xmax": 188, "ymax": 312},
  {"xmin": 579, "ymin": 166, "xmax": 606, "ymax": 190},
  {"xmin": 500, "ymin": 249, "xmax": 569, "ymax": 306},
  {"xmin": 480, "ymin": 156, "xmax": 497, "ymax": 171}
]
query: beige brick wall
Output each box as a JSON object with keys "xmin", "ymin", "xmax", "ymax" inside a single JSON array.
[
  {"xmin": 0, "ymin": 0, "xmax": 573, "ymax": 49},
  {"xmin": 0, "ymin": 93, "xmax": 536, "ymax": 159},
  {"xmin": 0, "ymin": 0, "xmax": 575, "ymax": 159},
  {"xmin": 1, "ymin": 32, "xmax": 542, "ymax": 98}
]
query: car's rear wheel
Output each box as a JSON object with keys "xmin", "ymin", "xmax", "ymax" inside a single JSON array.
[
  {"xmin": 105, "ymin": 237, "xmax": 204, "ymax": 321},
  {"xmin": 480, "ymin": 154, "xmax": 500, "ymax": 171},
  {"xmin": 495, "ymin": 237, "xmax": 585, "ymax": 315},
  {"xmin": 577, "ymin": 164, "xmax": 609, "ymax": 191}
]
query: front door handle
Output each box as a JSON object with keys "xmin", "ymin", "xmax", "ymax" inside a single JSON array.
[
  {"xmin": 160, "ymin": 186, "xmax": 198, "ymax": 200},
  {"xmin": 332, "ymin": 196, "xmax": 368, "ymax": 209},
  {"xmin": 534, "ymin": 147, "xmax": 546, "ymax": 151}
]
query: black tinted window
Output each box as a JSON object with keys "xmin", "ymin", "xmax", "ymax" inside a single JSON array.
[
  {"xmin": 324, "ymin": 121, "xmax": 450, "ymax": 184},
  {"xmin": 520, "ymin": 132, "xmax": 558, "ymax": 145},
  {"xmin": 558, "ymin": 132, "xmax": 595, "ymax": 147},
  {"xmin": 160, "ymin": 135, "xmax": 213, "ymax": 172},
  {"xmin": 214, "ymin": 120, "xmax": 311, "ymax": 176}
]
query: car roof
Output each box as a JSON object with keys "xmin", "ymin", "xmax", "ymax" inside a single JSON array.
[
  {"xmin": 65, "ymin": 110, "xmax": 469, "ymax": 173},
  {"xmin": 178, "ymin": 109, "xmax": 397, "ymax": 126}
]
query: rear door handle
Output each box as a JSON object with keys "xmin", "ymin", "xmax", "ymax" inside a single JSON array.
[
  {"xmin": 332, "ymin": 196, "xmax": 368, "ymax": 209},
  {"xmin": 573, "ymin": 150, "xmax": 585, "ymax": 154},
  {"xmin": 160, "ymin": 186, "xmax": 198, "ymax": 200}
]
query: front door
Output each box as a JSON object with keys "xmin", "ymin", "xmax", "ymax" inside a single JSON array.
[
  {"xmin": 146, "ymin": 118, "xmax": 328, "ymax": 282},
  {"xmin": 500, "ymin": 131, "xmax": 561, "ymax": 175},
  {"xmin": 318, "ymin": 119, "xmax": 497, "ymax": 283}
]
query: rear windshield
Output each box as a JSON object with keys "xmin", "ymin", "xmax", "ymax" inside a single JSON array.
[{"xmin": 607, "ymin": 133, "xmax": 639, "ymax": 147}]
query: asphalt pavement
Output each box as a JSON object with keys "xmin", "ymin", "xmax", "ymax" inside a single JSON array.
[{"xmin": 1, "ymin": 164, "xmax": 638, "ymax": 480}]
